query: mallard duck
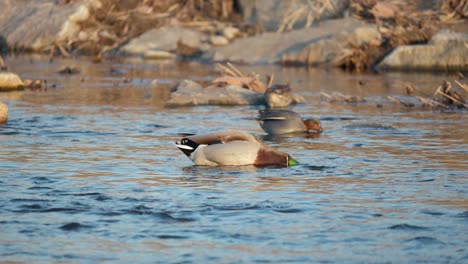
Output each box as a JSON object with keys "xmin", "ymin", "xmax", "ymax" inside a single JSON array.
[
  {"xmin": 258, "ymin": 109, "xmax": 322, "ymax": 135},
  {"xmin": 175, "ymin": 129, "xmax": 298, "ymax": 166},
  {"xmin": 264, "ymin": 84, "xmax": 293, "ymax": 108},
  {"xmin": 0, "ymin": 102, "xmax": 7, "ymax": 123}
]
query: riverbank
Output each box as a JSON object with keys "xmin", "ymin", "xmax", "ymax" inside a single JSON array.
[{"xmin": 0, "ymin": 0, "xmax": 467, "ymax": 72}]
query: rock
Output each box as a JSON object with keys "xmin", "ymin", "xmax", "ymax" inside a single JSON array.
[
  {"xmin": 281, "ymin": 25, "xmax": 381, "ymax": 66},
  {"xmin": 166, "ymin": 80, "xmax": 305, "ymax": 107},
  {"xmin": 57, "ymin": 66, "xmax": 81, "ymax": 75},
  {"xmin": 143, "ymin": 50, "xmax": 176, "ymax": 60},
  {"xmin": 120, "ymin": 26, "xmax": 208, "ymax": 56},
  {"xmin": 0, "ymin": 72, "xmax": 24, "ymax": 91},
  {"xmin": 377, "ymin": 30, "xmax": 468, "ymax": 71},
  {"xmin": 202, "ymin": 18, "xmax": 367, "ymax": 64},
  {"xmin": 210, "ymin": 36, "xmax": 229, "ymax": 46},
  {"xmin": 0, "ymin": 102, "xmax": 7, "ymax": 123},
  {"xmin": 0, "ymin": 0, "xmax": 99, "ymax": 51},
  {"xmin": 222, "ymin": 27, "xmax": 240, "ymax": 40},
  {"xmin": 237, "ymin": 0, "xmax": 349, "ymax": 32}
]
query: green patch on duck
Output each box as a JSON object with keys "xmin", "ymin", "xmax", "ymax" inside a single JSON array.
[{"xmin": 287, "ymin": 155, "xmax": 299, "ymax": 166}]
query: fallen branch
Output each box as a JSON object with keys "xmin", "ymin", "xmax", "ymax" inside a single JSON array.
[{"xmin": 435, "ymin": 90, "xmax": 468, "ymax": 108}]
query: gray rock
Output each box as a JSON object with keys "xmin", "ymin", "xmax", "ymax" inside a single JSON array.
[
  {"xmin": 0, "ymin": 0, "xmax": 97, "ymax": 51},
  {"xmin": 281, "ymin": 25, "xmax": 381, "ymax": 66},
  {"xmin": 120, "ymin": 26, "xmax": 208, "ymax": 56},
  {"xmin": 166, "ymin": 80, "xmax": 263, "ymax": 107},
  {"xmin": 202, "ymin": 18, "xmax": 366, "ymax": 64},
  {"xmin": 377, "ymin": 30, "xmax": 468, "ymax": 71},
  {"xmin": 166, "ymin": 80, "xmax": 305, "ymax": 107},
  {"xmin": 143, "ymin": 50, "xmax": 176, "ymax": 60},
  {"xmin": 237, "ymin": 0, "xmax": 349, "ymax": 32}
]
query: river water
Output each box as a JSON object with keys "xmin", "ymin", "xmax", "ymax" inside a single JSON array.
[{"xmin": 1, "ymin": 55, "xmax": 467, "ymax": 263}]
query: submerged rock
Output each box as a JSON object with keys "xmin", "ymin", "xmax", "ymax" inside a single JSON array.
[
  {"xmin": 202, "ymin": 18, "xmax": 367, "ymax": 64},
  {"xmin": 377, "ymin": 30, "xmax": 468, "ymax": 71},
  {"xmin": 0, "ymin": 0, "xmax": 99, "ymax": 51},
  {"xmin": 166, "ymin": 80, "xmax": 305, "ymax": 107},
  {"xmin": 0, "ymin": 102, "xmax": 7, "ymax": 123},
  {"xmin": 0, "ymin": 72, "xmax": 24, "ymax": 91}
]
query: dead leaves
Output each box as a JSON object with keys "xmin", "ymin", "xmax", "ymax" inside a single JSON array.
[
  {"xmin": 211, "ymin": 63, "xmax": 267, "ymax": 93},
  {"xmin": 388, "ymin": 79, "xmax": 468, "ymax": 109},
  {"xmin": 49, "ymin": 0, "xmax": 242, "ymax": 57},
  {"xmin": 277, "ymin": 0, "xmax": 339, "ymax": 32},
  {"xmin": 343, "ymin": 0, "xmax": 446, "ymax": 72}
]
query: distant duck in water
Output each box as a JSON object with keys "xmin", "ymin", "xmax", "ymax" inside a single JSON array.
[
  {"xmin": 258, "ymin": 109, "xmax": 322, "ymax": 135},
  {"xmin": 0, "ymin": 102, "xmax": 7, "ymax": 123},
  {"xmin": 175, "ymin": 129, "xmax": 298, "ymax": 166},
  {"xmin": 264, "ymin": 84, "xmax": 293, "ymax": 108}
]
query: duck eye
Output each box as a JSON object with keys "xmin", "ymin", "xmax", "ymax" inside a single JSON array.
[{"xmin": 181, "ymin": 138, "xmax": 188, "ymax": 144}]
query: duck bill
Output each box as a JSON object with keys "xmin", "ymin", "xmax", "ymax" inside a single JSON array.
[
  {"xmin": 287, "ymin": 155, "xmax": 299, "ymax": 166},
  {"xmin": 175, "ymin": 142, "xmax": 194, "ymax": 157}
]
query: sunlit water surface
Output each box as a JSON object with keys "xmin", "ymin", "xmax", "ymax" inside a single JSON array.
[{"xmin": 1, "ymin": 55, "xmax": 467, "ymax": 263}]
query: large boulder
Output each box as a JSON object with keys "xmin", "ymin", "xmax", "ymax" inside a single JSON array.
[
  {"xmin": 120, "ymin": 26, "xmax": 209, "ymax": 57},
  {"xmin": 166, "ymin": 80, "xmax": 305, "ymax": 107},
  {"xmin": 202, "ymin": 17, "xmax": 366, "ymax": 64},
  {"xmin": 237, "ymin": 0, "xmax": 349, "ymax": 32},
  {"xmin": 0, "ymin": 0, "xmax": 99, "ymax": 51},
  {"xmin": 281, "ymin": 25, "xmax": 381, "ymax": 66},
  {"xmin": 377, "ymin": 30, "xmax": 468, "ymax": 71}
]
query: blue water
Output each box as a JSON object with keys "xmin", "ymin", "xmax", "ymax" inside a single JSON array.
[{"xmin": 1, "ymin": 56, "xmax": 467, "ymax": 263}]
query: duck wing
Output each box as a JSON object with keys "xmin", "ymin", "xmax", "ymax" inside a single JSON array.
[
  {"xmin": 187, "ymin": 129, "xmax": 261, "ymax": 145},
  {"xmin": 258, "ymin": 110, "xmax": 306, "ymax": 134},
  {"xmin": 258, "ymin": 109, "xmax": 301, "ymax": 121}
]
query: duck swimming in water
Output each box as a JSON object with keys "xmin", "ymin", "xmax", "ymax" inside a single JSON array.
[
  {"xmin": 175, "ymin": 129, "xmax": 298, "ymax": 166},
  {"xmin": 258, "ymin": 109, "xmax": 322, "ymax": 135},
  {"xmin": 264, "ymin": 84, "xmax": 293, "ymax": 108}
]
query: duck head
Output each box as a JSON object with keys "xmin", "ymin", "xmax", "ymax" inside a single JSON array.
[
  {"xmin": 264, "ymin": 84, "xmax": 293, "ymax": 108},
  {"xmin": 175, "ymin": 138, "xmax": 200, "ymax": 157},
  {"xmin": 303, "ymin": 118, "xmax": 322, "ymax": 133}
]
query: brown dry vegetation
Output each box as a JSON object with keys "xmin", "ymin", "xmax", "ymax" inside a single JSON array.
[
  {"xmin": 334, "ymin": 0, "xmax": 467, "ymax": 72},
  {"xmin": 54, "ymin": 0, "xmax": 248, "ymax": 56},
  {"xmin": 387, "ymin": 79, "xmax": 468, "ymax": 110},
  {"xmin": 50, "ymin": 0, "xmax": 466, "ymax": 73}
]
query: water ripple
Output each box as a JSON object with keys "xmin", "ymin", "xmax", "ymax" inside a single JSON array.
[
  {"xmin": 389, "ymin": 224, "xmax": 430, "ymax": 231},
  {"xmin": 60, "ymin": 222, "xmax": 94, "ymax": 231}
]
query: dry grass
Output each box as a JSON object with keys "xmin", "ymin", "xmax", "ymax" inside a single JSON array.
[
  {"xmin": 388, "ymin": 79, "xmax": 468, "ymax": 110},
  {"xmin": 277, "ymin": 0, "xmax": 339, "ymax": 32},
  {"xmin": 211, "ymin": 63, "xmax": 268, "ymax": 93},
  {"xmin": 51, "ymin": 0, "xmax": 244, "ymax": 56},
  {"xmin": 335, "ymin": 0, "xmax": 462, "ymax": 72}
]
